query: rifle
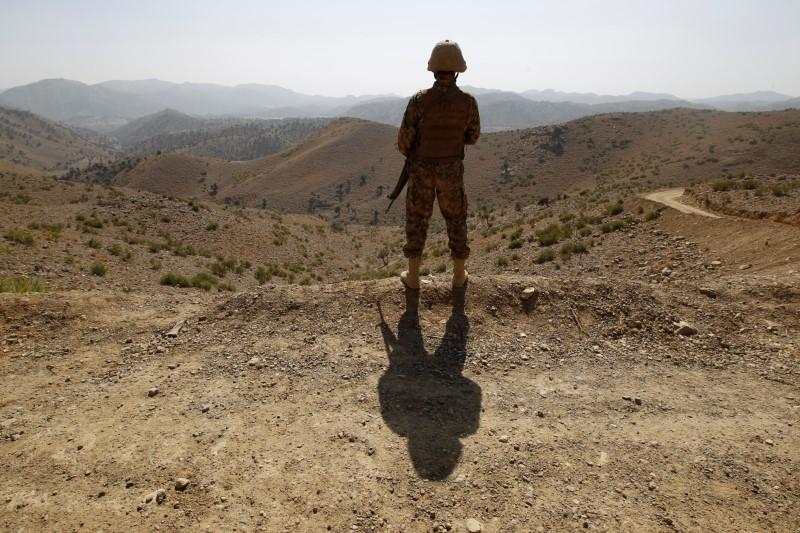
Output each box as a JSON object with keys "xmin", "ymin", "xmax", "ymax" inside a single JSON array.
[{"xmin": 386, "ymin": 159, "xmax": 409, "ymax": 212}]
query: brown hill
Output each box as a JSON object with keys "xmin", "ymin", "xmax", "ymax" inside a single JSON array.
[
  {"xmin": 111, "ymin": 108, "xmax": 205, "ymax": 145},
  {"xmin": 0, "ymin": 105, "xmax": 113, "ymax": 172},
  {"xmin": 112, "ymin": 109, "xmax": 800, "ymax": 224}
]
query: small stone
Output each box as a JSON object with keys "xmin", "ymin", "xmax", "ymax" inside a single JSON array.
[
  {"xmin": 536, "ymin": 410, "xmax": 545, "ymax": 418},
  {"xmin": 247, "ymin": 357, "xmax": 261, "ymax": 367},
  {"xmin": 739, "ymin": 264, "xmax": 751, "ymax": 270},
  {"xmin": 201, "ymin": 404, "xmax": 211, "ymax": 413},
  {"xmin": 167, "ymin": 363, "xmax": 178, "ymax": 370},
  {"xmin": 634, "ymin": 398, "xmax": 643, "ymax": 406},
  {"xmin": 710, "ymin": 260, "xmax": 722, "ymax": 267},
  {"xmin": 125, "ymin": 480, "xmax": 135, "ymax": 489},
  {"xmin": 147, "ymin": 388, "xmax": 159, "ymax": 398},
  {"xmin": 465, "ymin": 518, "xmax": 482, "ymax": 533},
  {"xmin": 648, "ymin": 481, "xmax": 656, "ymax": 491},
  {"xmin": 499, "ymin": 435, "xmax": 509, "ymax": 443},
  {"xmin": 175, "ymin": 478, "xmax": 190, "ymax": 491},
  {"xmin": 765, "ymin": 439, "xmax": 774, "ymax": 446},
  {"xmin": 674, "ymin": 321, "xmax": 697, "ymax": 336},
  {"xmin": 699, "ymin": 287, "xmax": 717, "ymax": 298},
  {"xmin": 144, "ymin": 489, "xmax": 166, "ymax": 505}
]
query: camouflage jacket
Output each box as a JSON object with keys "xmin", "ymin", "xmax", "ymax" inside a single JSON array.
[{"xmin": 397, "ymin": 81, "xmax": 480, "ymax": 158}]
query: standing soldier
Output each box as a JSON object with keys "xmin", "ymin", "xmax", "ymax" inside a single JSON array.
[{"xmin": 397, "ymin": 39, "xmax": 480, "ymax": 290}]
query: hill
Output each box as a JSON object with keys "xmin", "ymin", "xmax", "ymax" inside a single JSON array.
[
  {"xmin": 1, "ymin": 164, "xmax": 799, "ymax": 531},
  {"xmin": 0, "ymin": 105, "xmax": 114, "ymax": 172},
  {"xmin": 111, "ymin": 108, "xmax": 207, "ymax": 145},
  {"xmin": 119, "ymin": 115, "xmax": 331, "ymax": 161},
  {"xmin": 109, "ymin": 109, "xmax": 800, "ymax": 224}
]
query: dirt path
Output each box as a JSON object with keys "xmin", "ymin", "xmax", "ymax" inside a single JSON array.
[{"xmin": 643, "ymin": 188, "xmax": 722, "ymax": 218}]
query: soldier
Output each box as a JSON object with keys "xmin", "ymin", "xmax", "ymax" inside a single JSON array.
[{"xmin": 397, "ymin": 39, "xmax": 480, "ymax": 290}]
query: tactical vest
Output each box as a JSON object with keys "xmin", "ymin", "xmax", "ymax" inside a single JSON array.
[{"xmin": 415, "ymin": 85, "xmax": 470, "ymax": 161}]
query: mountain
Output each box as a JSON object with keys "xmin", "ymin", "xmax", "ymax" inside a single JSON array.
[
  {"xmin": 0, "ymin": 79, "xmax": 158, "ymax": 130},
  {"xmin": 521, "ymin": 89, "xmax": 682, "ymax": 104},
  {"xmin": 694, "ymin": 91, "xmax": 794, "ymax": 104},
  {"xmin": 768, "ymin": 97, "xmax": 800, "ymax": 110},
  {"xmin": 97, "ymin": 79, "xmax": 394, "ymax": 116},
  {"xmin": 339, "ymin": 91, "xmax": 707, "ymax": 131},
  {"xmin": 0, "ymin": 105, "xmax": 114, "ymax": 172}
]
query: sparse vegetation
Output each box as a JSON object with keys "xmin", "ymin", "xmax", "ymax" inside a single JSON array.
[
  {"xmin": 4, "ymin": 229, "xmax": 34, "ymax": 245},
  {"xmin": 0, "ymin": 275, "xmax": 45, "ymax": 293}
]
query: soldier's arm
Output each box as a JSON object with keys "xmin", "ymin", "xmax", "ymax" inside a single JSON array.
[
  {"xmin": 397, "ymin": 93, "xmax": 422, "ymax": 157},
  {"xmin": 464, "ymin": 95, "xmax": 481, "ymax": 145}
]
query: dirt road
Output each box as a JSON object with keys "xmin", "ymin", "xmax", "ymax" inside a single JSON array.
[{"xmin": 643, "ymin": 188, "xmax": 722, "ymax": 218}]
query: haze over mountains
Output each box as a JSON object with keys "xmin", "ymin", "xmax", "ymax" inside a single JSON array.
[{"xmin": 1, "ymin": 78, "xmax": 797, "ymax": 134}]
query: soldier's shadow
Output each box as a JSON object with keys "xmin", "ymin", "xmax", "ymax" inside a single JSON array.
[{"xmin": 377, "ymin": 288, "xmax": 482, "ymax": 481}]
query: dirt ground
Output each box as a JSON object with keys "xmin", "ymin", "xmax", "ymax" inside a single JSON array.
[{"xmin": 2, "ymin": 192, "xmax": 799, "ymax": 532}]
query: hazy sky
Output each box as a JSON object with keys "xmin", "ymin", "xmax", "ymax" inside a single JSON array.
[{"xmin": 2, "ymin": 0, "xmax": 799, "ymax": 98}]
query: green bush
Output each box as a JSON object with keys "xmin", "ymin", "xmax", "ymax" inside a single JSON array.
[
  {"xmin": 535, "ymin": 249, "xmax": 556, "ymax": 264},
  {"xmin": 254, "ymin": 266, "xmax": 270, "ymax": 284},
  {"xmin": 4, "ymin": 229, "xmax": 34, "ymax": 245},
  {"xmin": 206, "ymin": 222, "xmax": 218, "ymax": 231},
  {"xmin": 496, "ymin": 257, "xmax": 509, "ymax": 267},
  {"xmin": 559, "ymin": 241, "xmax": 589, "ymax": 258},
  {"xmin": 535, "ymin": 224, "xmax": 572, "ymax": 246},
  {"xmin": 600, "ymin": 220, "xmax": 626, "ymax": 233},
  {"xmin": 605, "ymin": 202, "xmax": 624, "ymax": 216},
  {"xmin": 160, "ymin": 272, "xmax": 192, "ymax": 288},
  {"xmin": 90, "ymin": 263, "xmax": 107, "ymax": 276},
  {"xmin": 644, "ymin": 210, "xmax": 661, "ymax": 221},
  {"xmin": 0, "ymin": 276, "xmax": 46, "ymax": 293}
]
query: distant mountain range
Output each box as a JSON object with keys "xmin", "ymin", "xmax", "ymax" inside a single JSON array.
[{"xmin": 0, "ymin": 78, "xmax": 797, "ymax": 133}]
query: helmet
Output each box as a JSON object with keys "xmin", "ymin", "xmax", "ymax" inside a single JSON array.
[{"xmin": 427, "ymin": 40, "xmax": 467, "ymax": 73}]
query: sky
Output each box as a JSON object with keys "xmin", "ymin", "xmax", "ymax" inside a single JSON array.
[{"xmin": 1, "ymin": 0, "xmax": 799, "ymax": 99}]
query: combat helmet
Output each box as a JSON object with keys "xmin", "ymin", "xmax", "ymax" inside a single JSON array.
[{"xmin": 427, "ymin": 40, "xmax": 467, "ymax": 73}]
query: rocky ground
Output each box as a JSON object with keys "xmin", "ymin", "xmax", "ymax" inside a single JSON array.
[
  {"xmin": 1, "ymin": 183, "xmax": 799, "ymax": 532},
  {"xmin": 685, "ymin": 174, "xmax": 800, "ymax": 225}
]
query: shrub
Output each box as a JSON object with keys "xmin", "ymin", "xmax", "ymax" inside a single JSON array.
[
  {"xmin": 206, "ymin": 222, "xmax": 219, "ymax": 231},
  {"xmin": 0, "ymin": 276, "xmax": 46, "ymax": 293},
  {"xmin": 559, "ymin": 241, "xmax": 589, "ymax": 258},
  {"xmin": 160, "ymin": 272, "xmax": 192, "ymax": 288},
  {"xmin": 86, "ymin": 238, "xmax": 101, "ymax": 249},
  {"xmin": 4, "ymin": 229, "xmax": 34, "ymax": 245},
  {"xmin": 496, "ymin": 257, "xmax": 509, "ymax": 267},
  {"xmin": 601, "ymin": 220, "xmax": 626, "ymax": 233},
  {"xmin": 535, "ymin": 249, "xmax": 556, "ymax": 264},
  {"xmin": 508, "ymin": 239, "xmax": 523, "ymax": 249},
  {"xmin": 254, "ymin": 266, "xmax": 271, "ymax": 284},
  {"xmin": 90, "ymin": 263, "xmax": 107, "ymax": 276},
  {"xmin": 605, "ymin": 202, "xmax": 624, "ymax": 216},
  {"xmin": 535, "ymin": 224, "xmax": 572, "ymax": 246},
  {"xmin": 644, "ymin": 210, "xmax": 661, "ymax": 221}
]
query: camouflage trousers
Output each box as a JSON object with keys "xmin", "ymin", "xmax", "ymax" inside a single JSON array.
[{"xmin": 403, "ymin": 159, "xmax": 470, "ymax": 260}]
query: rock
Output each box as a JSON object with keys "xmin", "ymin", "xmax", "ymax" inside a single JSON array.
[
  {"xmin": 499, "ymin": 435, "xmax": 509, "ymax": 443},
  {"xmin": 201, "ymin": 404, "xmax": 211, "ymax": 413},
  {"xmin": 247, "ymin": 357, "xmax": 261, "ymax": 367},
  {"xmin": 674, "ymin": 321, "xmax": 697, "ymax": 336},
  {"xmin": 174, "ymin": 478, "xmax": 190, "ymax": 491},
  {"xmin": 661, "ymin": 267, "xmax": 672, "ymax": 276},
  {"xmin": 739, "ymin": 264, "xmax": 752, "ymax": 270},
  {"xmin": 465, "ymin": 518, "xmax": 483, "ymax": 533},
  {"xmin": 147, "ymin": 387, "xmax": 159, "ymax": 398},
  {"xmin": 699, "ymin": 287, "xmax": 717, "ymax": 298},
  {"xmin": 710, "ymin": 260, "xmax": 722, "ymax": 267},
  {"xmin": 634, "ymin": 398, "xmax": 643, "ymax": 406},
  {"xmin": 166, "ymin": 320, "xmax": 185, "ymax": 338},
  {"xmin": 520, "ymin": 287, "xmax": 539, "ymax": 312},
  {"xmin": 144, "ymin": 489, "xmax": 166, "ymax": 504}
]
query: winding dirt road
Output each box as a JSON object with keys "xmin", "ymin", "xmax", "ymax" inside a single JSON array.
[{"xmin": 643, "ymin": 188, "xmax": 721, "ymax": 218}]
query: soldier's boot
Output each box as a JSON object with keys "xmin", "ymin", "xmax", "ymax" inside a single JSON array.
[
  {"xmin": 452, "ymin": 258, "xmax": 468, "ymax": 288},
  {"xmin": 401, "ymin": 257, "xmax": 421, "ymax": 290}
]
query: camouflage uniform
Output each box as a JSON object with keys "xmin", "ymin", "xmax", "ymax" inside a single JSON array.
[{"xmin": 398, "ymin": 81, "xmax": 480, "ymax": 259}]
